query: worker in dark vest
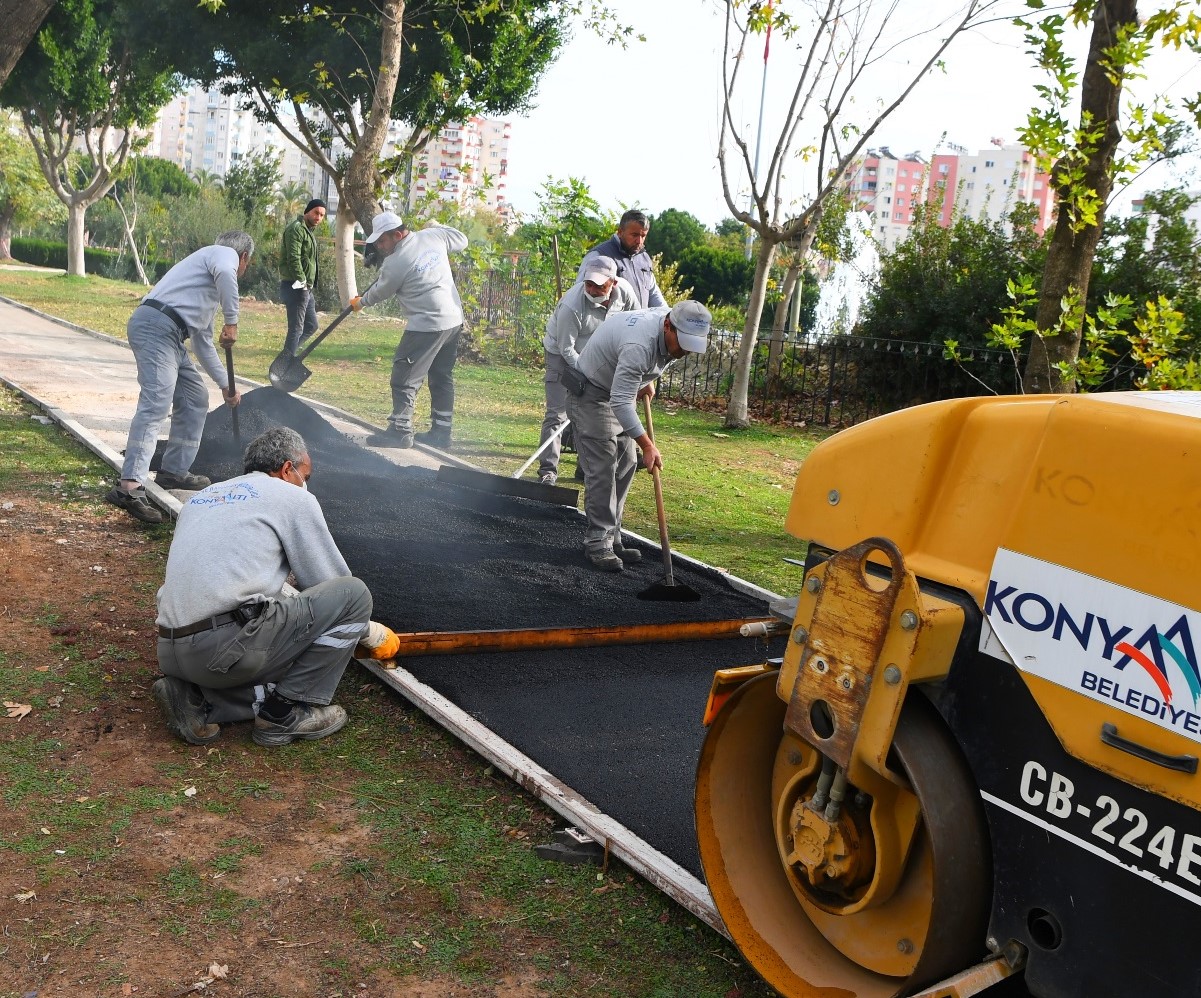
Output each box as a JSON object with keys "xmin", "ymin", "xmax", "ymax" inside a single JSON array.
[{"xmin": 576, "ymin": 209, "xmax": 666, "ymax": 310}]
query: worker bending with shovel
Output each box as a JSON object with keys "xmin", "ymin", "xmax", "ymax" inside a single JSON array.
[
  {"xmin": 351, "ymin": 211, "xmax": 469, "ymax": 450},
  {"xmin": 566, "ymin": 301, "xmax": 711, "ymax": 572},
  {"xmin": 151, "ymin": 427, "xmax": 400, "ymax": 747}
]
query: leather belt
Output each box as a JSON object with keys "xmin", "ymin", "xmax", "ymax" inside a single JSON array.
[
  {"xmin": 140, "ymin": 298, "xmax": 190, "ymax": 340},
  {"xmin": 158, "ymin": 602, "xmax": 265, "ymax": 640}
]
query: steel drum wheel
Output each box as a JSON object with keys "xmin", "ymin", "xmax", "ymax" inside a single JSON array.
[{"xmin": 696, "ymin": 673, "xmax": 992, "ymax": 997}]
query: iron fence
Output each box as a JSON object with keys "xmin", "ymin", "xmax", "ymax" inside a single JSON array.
[{"xmin": 447, "ymin": 268, "xmax": 1146, "ymax": 427}]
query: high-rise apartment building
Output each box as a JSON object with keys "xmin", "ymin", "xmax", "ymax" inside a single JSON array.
[
  {"xmin": 147, "ymin": 87, "xmax": 511, "ymax": 223},
  {"xmin": 841, "ymin": 140, "xmax": 1056, "ymax": 250}
]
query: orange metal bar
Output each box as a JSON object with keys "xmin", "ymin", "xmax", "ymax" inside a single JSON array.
[{"xmin": 388, "ymin": 618, "xmax": 787, "ymax": 658}]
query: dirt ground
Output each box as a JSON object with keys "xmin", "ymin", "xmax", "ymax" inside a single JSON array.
[{"xmin": 0, "ymin": 492, "xmax": 589, "ymax": 998}]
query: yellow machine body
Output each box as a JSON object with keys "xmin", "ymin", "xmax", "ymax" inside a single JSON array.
[{"xmin": 696, "ymin": 392, "xmax": 1201, "ymax": 998}]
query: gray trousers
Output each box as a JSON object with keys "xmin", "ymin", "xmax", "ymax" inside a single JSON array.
[
  {"xmin": 539, "ymin": 350, "xmax": 570, "ymax": 478},
  {"xmin": 388, "ymin": 325, "xmax": 461, "ymax": 433},
  {"xmin": 120, "ymin": 307, "xmax": 209, "ymax": 483},
  {"xmin": 280, "ymin": 281, "xmax": 318, "ymax": 356},
  {"xmin": 567, "ymin": 382, "xmax": 637, "ymax": 557},
  {"xmin": 157, "ymin": 577, "xmax": 372, "ymax": 724}
]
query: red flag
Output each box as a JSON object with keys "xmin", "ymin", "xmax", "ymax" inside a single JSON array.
[{"xmin": 764, "ymin": 0, "xmax": 773, "ymax": 62}]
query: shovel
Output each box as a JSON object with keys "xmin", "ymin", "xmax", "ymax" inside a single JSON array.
[
  {"xmin": 223, "ymin": 343, "xmax": 241, "ymax": 448},
  {"xmin": 268, "ymin": 304, "xmax": 353, "ymax": 393},
  {"xmin": 637, "ymin": 396, "xmax": 701, "ymax": 603}
]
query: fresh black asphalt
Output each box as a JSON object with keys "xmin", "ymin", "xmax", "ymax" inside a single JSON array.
[{"xmin": 191, "ymin": 388, "xmax": 783, "ymax": 876}]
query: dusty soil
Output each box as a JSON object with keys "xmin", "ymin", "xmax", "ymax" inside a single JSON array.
[{"xmin": 0, "ymin": 494, "xmax": 563, "ymax": 998}]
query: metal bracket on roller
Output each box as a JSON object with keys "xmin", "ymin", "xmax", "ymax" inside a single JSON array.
[{"xmin": 779, "ymin": 536, "xmax": 965, "ymax": 789}]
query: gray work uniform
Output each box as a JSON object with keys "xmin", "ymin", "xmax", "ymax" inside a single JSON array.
[
  {"xmin": 155, "ymin": 473, "xmax": 372, "ymax": 722},
  {"xmin": 358, "ymin": 224, "xmax": 469, "ymax": 435},
  {"xmin": 119, "ymin": 245, "xmax": 238, "ymax": 484},
  {"xmin": 539, "ymin": 277, "xmax": 638, "ymax": 479},
  {"xmin": 576, "ymin": 235, "xmax": 666, "ymax": 309},
  {"xmin": 568, "ymin": 308, "xmax": 673, "ymax": 557}
]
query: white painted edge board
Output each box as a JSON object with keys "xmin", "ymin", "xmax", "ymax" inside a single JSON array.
[
  {"xmin": 360, "ymin": 657, "xmax": 726, "ymax": 936},
  {"xmin": 1, "ymin": 365, "xmax": 727, "ymax": 938}
]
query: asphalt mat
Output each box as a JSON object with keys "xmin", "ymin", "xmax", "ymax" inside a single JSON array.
[{"xmin": 189, "ymin": 389, "xmax": 784, "ymax": 876}]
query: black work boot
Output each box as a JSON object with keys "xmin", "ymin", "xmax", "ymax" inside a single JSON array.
[
  {"xmin": 155, "ymin": 470, "xmax": 212, "ymax": 491},
  {"xmin": 253, "ymin": 698, "xmax": 348, "ymax": 747},
  {"xmin": 415, "ymin": 425, "xmax": 452, "ymax": 450},
  {"xmin": 106, "ymin": 485, "xmax": 165, "ymax": 524},
  {"xmin": 152, "ymin": 676, "xmax": 220, "ymax": 745},
  {"xmin": 365, "ymin": 426, "xmax": 414, "ymax": 448}
]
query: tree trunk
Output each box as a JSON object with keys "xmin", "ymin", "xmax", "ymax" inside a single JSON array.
[
  {"xmin": 0, "ymin": 0, "xmax": 56, "ymax": 90},
  {"xmin": 724, "ymin": 236, "xmax": 778, "ymax": 428},
  {"xmin": 335, "ymin": 208, "xmax": 359, "ymax": 302},
  {"xmin": 66, "ymin": 199, "xmax": 87, "ymax": 276},
  {"xmin": 767, "ymin": 262, "xmax": 802, "ymax": 393},
  {"xmin": 335, "ymin": 0, "xmax": 405, "ymax": 301},
  {"xmin": 112, "ymin": 192, "xmax": 148, "ymax": 284},
  {"xmin": 1022, "ymin": 0, "xmax": 1136, "ymax": 394},
  {"xmin": 0, "ymin": 202, "xmax": 15, "ymax": 261}
]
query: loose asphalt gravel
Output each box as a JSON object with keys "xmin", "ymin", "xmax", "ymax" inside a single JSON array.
[{"xmin": 190, "ymin": 388, "xmax": 784, "ymax": 876}]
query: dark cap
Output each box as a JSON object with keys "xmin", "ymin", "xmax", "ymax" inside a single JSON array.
[{"xmin": 304, "ymin": 198, "xmax": 327, "ymax": 213}]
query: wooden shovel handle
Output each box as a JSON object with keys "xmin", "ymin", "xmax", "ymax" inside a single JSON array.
[{"xmin": 643, "ymin": 395, "xmax": 674, "ymax": 586}]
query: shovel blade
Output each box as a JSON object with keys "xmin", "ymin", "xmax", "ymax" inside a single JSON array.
[
  {"xmin": 637, "ymin": 578, "xmax": 702, "ymax": 602},
  {"xmin": 267, "ymin": 351, "xmax": 311, "ymax": 393}
]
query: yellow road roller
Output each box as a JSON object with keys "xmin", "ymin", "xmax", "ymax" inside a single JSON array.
[{"xmin": 696, "ymin": 393, "xmax": 1201, "ymax": 997}]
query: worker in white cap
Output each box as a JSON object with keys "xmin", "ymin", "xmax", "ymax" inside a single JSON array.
[
  {"xmin": 567, "ymin": 300, "xmax": 712, "ymax": 571},
  {"xmin": 537, "ymin": 255, "xmax": 640, "ymax": 485},
  {"xmin": 350, "ymin": 210, "xmax": 469, "ymax": 450}
]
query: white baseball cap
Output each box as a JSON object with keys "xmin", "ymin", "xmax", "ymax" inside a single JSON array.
[
  {"xmin": 668, "ymin": 300, "xmax": 712, "ymax": 353},
  {"xmin": 365, "ymin": 211, "xmax": 405, "ymax": 244},
  {"xmin": 582, "ymin": 256, "xmax": 618, "ymax": 285}
]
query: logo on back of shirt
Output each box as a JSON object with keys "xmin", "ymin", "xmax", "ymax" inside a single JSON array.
[{"xmin": 189, "ymin": 482, "xmax": 261, "ymax": 507}]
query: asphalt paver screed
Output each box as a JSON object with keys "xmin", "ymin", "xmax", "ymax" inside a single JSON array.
[{"xmin": 191, "ymin": 388, "xmax": 783, "ymax": 875}]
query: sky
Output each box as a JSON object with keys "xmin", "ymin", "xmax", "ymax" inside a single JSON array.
[{"xmin": 503, "ymin": 0, "xmax": 1201, "ymax": 228}]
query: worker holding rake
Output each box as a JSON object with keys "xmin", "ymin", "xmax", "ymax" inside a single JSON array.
[{"xmin": 567, "ymin": 301, "xmax": 712, "ymax": 572}]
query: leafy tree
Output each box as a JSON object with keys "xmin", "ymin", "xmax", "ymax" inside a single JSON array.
[
  {"xmin": 152, "ymin": 0, "xmax": 574, "ymax": 301},
  {"xmin": 0, "ymin": 112, "xmax": 65, "ymax": 259},
  {"xmin": 865, "ymin": 201, "xmax": 1046, "ymax": 397},
  {"xmin": 675, "ymin": 243, "xmax": 755, "ymax": 306},
  {"xmin": 0, "ymin": 0, "xmax": 56, "ymax": 90},
  {"xmin": 1015, "ymin": 0, "xmax": 1201, "ymax": 392},
  {"xmin": 716, "ymin": 0, "xmax": 1001, "ymax": 427},
  {"xmin": 121, "ymin": 156, "xmax": 197, "ymax": 200},
  {"xmin": 191, "ymin": 168, "xmax": 223, "ymax": 192},
  {"xmin": 0, "ymin": 0, "xmax": 178, "ymax": 275},
  {"xmin": 645, "ymin": 208, "xmax": 708, "ymax": 264},
  {"xmin": 223, "ymin": 149, "xmax": 281, "ymax": 226},
  {"xmin": 275, "ymin": 180, "xmax": 312, "ymax": 225}
]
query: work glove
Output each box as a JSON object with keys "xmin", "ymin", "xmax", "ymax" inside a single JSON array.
[
  {"xmin": 291, "ymin": 280, "xmax": 307, "ymax": 290},
  {"xmin": 356, "ymin": 620, "xmax": 400, "ymax": 662},
  {"xmin": 349, "ymin": 296, "xmax": 363, "ymax": 312}
]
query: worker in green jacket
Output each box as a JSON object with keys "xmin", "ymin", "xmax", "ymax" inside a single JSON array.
[{"xmin": 279, "ymin": 198, "xmax": 326, "ymax": 356}]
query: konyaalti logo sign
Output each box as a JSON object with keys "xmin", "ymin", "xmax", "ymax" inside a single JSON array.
[{"xmin": 982, "ymin": 549, "xmax": 1201, "ymax": 744}]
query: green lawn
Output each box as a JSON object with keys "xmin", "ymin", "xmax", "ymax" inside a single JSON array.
[{"xmin": 0, "ymin": 268, "xmax": 827, "ymax": 591}]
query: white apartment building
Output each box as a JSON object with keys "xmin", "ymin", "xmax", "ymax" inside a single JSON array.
[
  {"xmin": 149, "ymin": 84, "xmax": 323, "ymax": 194},
  {"xmin": 148, "ymin": 86, "xmax": 511, "ymax": 223}
]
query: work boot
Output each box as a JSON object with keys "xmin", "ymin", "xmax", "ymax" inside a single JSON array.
[
  {"xmin": 415, "ymin": 426, "xmax": 452, "ymax": 450},
  {"xmin": 152, "ymin": 676, "xmax": 220, "ymax": 745},
  {"xmin": 365, "ymin": 426, "xmax": 414, "ymax": 448},
  {"xmin": 539, "ymin": 473, "xmax": 557, "ymax": 487},
  {"xmin": 587, "ymin": 550, "xmax": 624, "ymax": 573},
  {"xmin": 106, "ymin": 484, "xmax": 164, "ymax": 524},
  {"xmin": 252, "ymin": 702, "xmax": 348, "ymax": 747},
  {"xmin": 612, "ymin": 543, "xmax": 642, "ymax": 564},
  {"xmin": 155, "ymin": 470, "xmax": 211, "ymax": 491}
]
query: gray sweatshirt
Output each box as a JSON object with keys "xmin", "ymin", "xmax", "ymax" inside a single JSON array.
[
  {"xmin": 542, "ymin": 277, "xmax": 640, "ymax": 369},
  {"xmin": 156, "ymin": 472, "xmax": 351, "ymax": 627},
  {"xmin": 576, "ymin": 308, "xmax": 673, "ymax": 438},
  {"xmin": 359, "ymin": 224, "xmax": 469, "ymax": 331},
  {"xmin": 142, "ymin": 244, "xmax": 241, "ymax": 386}
]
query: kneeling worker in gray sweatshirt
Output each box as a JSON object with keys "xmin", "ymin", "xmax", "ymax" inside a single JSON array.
[{"xmin": 151, "ymin": 427, "xmax": 401, "ymax": 747}]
